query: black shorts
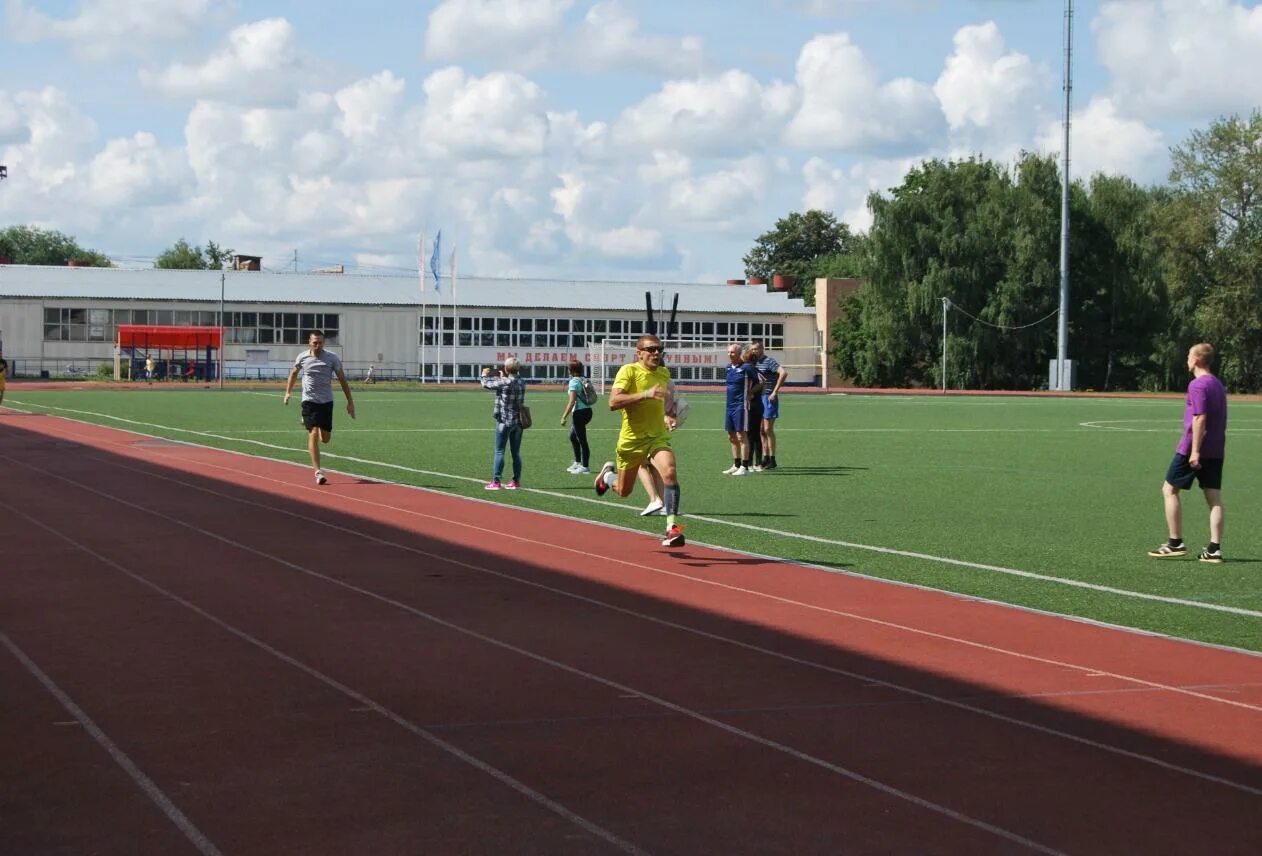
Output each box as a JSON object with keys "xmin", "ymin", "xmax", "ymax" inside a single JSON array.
[
  {"xmin": 1165, "ymin": 453, "xmax": 1223, "ymax": 491},
  {"xmin": 302, "ymin": 400, "xmax": 334, "ymax": 432}
]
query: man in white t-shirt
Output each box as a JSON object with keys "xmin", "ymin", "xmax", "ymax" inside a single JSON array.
[{"xmin": 283, "ymin": 330, "xmax": 355, "ymax": 485}]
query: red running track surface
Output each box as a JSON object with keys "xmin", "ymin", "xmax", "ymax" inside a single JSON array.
[{"xmin": 1, "ymin": 414, "xmax": 1260, "ymax": 855}]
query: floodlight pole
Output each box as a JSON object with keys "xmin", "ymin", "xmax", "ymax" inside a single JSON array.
[
  {"xmin": 219, "ymin": 271, "xmax": 226, "ymax": 390},
  {"xmin": 1056, "ymin": 0, "xmax": 1074, "ymax": 390},
  {"xmin": 941, "ymin": 297, "xmax": 949, "ymax": 393}
]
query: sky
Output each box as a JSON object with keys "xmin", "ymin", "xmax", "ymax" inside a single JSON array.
[{"xmin": 3, "ymin": 0, "xmax": 1262, "ymax": 283}]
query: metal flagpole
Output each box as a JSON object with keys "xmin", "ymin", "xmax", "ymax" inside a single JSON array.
[
  {"xmin": 450, "ymin": 231, "xmax": 458, "ymax": 384},
  {"xmin": 219, "ymin": 271, "xmax": 226, "ymax": 389},
  {"xmin": 941, "ymin": 297, "xmax": 948, "ymax": 393},
  {"xmin": 418, "ymin": 231, "xmax": 426, "ymax": 383}
]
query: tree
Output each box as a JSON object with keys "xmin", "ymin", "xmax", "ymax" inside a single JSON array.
[
  {"xmin": 1160, "ymin": 111, "xmax": 1262, "ymax": 390},
  {"xmin": 0, "ymin": 225, "xmax": 111, "ymax": 266},
  {"xmin": 743, "ymin": 210, "xmax": 858, "ymax": 304},
  {"xmin": 155, "ymin": 238, "xmax": 234, "ymax": 270}
]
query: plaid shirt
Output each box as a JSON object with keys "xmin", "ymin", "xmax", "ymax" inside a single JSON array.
[{"xmin": 481, "ymin": 373, "xmax": 527, "ymax": 426}]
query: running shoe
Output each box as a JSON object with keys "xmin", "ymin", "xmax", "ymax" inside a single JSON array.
[
  {"xmin": 662, "ymin": 525, "xmax": 685, "ymax": 547},
  {"xmin": 315, "ymin": 470, "xmax": 327, "ymax": 485},
  {"xmin": 1197, "ymin": 546, "xmax": 1223, "ymax": 564},
  {"xmin": 594, "ymin": 462, "xmax": 615, "ymax": 496},
  {"xmin": 722, "ymin": 465, "xmax": 739, "ymax": 475},
  {"xmin": 640, "ymin": 499, "xmax": 665, "ymax": 516},
  {"xmin": 505, "ymin": 480, "xmax": 520, "ymax": 490},
  {"xmin": 1146, "ymin": 542, "xmax": 1186, "ymax": 557},
  {"xmin": 485, "ymin": 480, "xmax": 502, "ymax": 491}
]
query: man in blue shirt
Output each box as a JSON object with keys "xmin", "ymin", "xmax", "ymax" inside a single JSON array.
[
  {"xmin": 722, "ymin": 343, "xmax": 759, "ymax": 475},
  {"xmin": 750, "ymin": 341, "xmax": 788, "ymax": 470}
]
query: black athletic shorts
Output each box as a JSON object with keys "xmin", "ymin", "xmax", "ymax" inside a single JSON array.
[
  {"xmin": 1165, "ymin": 453, "xmax": 1223, "ymax": 491},
  {"xmin": 301, "ymin": 400, "xmax": 334, "ymax": 432}
]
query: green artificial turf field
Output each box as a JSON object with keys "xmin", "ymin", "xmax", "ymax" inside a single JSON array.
[{"xmin": 9, "ymin": 384, "xmax": 1261, "ymax": 651}]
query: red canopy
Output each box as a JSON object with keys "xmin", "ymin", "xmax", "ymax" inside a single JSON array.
[{"xmin": 117, "ymin": 325, "xmax": 222, "ymax": 349}]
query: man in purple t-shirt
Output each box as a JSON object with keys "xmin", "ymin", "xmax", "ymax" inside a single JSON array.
[{"xmin": 1148, "ymin": 343, "xmax": 1227, "ymax": 563}]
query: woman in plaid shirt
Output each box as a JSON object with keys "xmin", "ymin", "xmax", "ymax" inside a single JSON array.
[{"xmin": 480, "ymin": 357, "xmax": 527, "ymax": 490}]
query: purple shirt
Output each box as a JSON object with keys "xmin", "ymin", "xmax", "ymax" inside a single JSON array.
[{"xmin": 1176, "ymin": 373, "xmax": 1227, "ymax": 458}]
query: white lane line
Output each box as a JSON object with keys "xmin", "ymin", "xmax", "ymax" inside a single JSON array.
[
  {"xmin": 1, "ymin": 465, "xmax": 1064, "ymax": 854},
  {"xmin": 0, "ymin": 498, "xmax": 649, "ymax": 856},
  {"xmin": 20, "ymin": 446, "xmax": 1262, "ymax": 797},
  {"xmin": 11, "ymin": 402, "xmax": 1262, "ymax": 621},
  {"xmin": 0, "ymin": 629, "xmax": 224, "ymax": 856}
]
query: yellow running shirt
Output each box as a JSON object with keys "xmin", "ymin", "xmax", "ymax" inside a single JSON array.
[{"xmin": 613, "ymin": 362, "xmax": 671, "ymax": 443}]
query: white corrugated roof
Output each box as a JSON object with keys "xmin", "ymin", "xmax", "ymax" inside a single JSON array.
[{"xmin": 0, "ymin": 265, "xmax": 813, "ymax": 315}]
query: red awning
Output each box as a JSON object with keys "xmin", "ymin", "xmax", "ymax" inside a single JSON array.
[{"xmin": 117, "ymin": 325, "xmax": 222, "ymax": 349}]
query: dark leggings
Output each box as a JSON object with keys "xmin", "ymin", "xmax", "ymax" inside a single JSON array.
[
  {"xmin": 747, "ymin": 402, "xmax": 764, "ymax": 464},
  {"xmin": 569, "ymin": 407, "xmax": 593, "ymax": 466}
]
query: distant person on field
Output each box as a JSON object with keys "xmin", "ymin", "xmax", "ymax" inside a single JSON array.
[
  {"xmin": 284, "ymin": 330, "xmax": 355, "ymax": 485},
  {"xmin": 1147, "ymin": 343, "xmax": 1227, "ymax": 563},
  {"xmin": 560, "ymin": 359, "xmax": 593, "ymax": 474},
  {"xmin": 480, "ymin": 358, "xmax": 527, "ymax": 490},
  {"xmin": 722, "ymin": 343, "xmax": 759, "ymax": 475},
  {"xmin": 144, "ymin": 354, "xmax": 154, "ymax": 384},
  {"xmin": 592, "ymin": 333, "xmax": 685, "ymax": 547},
  {"xmin": 366, "ymin": 364, "xmax": 376, "ymax": 384},
  {"xmin": 0, "ymin": 357, "xmax": 8, "ymax": 407},
  {"xmin": 750, "ymin": 341, "xmax": 787, "ymax": 469}
]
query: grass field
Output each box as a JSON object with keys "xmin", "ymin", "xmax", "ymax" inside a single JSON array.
[{"xmin": 8, "ymin": 383, "xmax": 1261, "ymax": 652}]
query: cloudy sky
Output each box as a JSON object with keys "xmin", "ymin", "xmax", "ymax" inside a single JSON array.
[{"xmin": 3, "ymin": 0, "xmax": 1262, "ymax": 282}]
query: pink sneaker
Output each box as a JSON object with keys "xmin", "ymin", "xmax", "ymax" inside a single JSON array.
[
  {"xmin": 505, "ymin": 480, "xmax": 520, "ymax": 490},
  {"xmin": 485, "ymin": 480, "xmax": 502, "ymax": 490}
]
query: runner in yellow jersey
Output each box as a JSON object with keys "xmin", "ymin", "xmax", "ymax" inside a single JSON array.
[{"xmin": 593, "ymin": 333, "xmax": 685, "ymax": 547}]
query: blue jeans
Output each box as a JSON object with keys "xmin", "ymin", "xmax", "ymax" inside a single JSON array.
[{"xmin": 493, "ymin": 422, "xmax": 523, "ymax": 482}]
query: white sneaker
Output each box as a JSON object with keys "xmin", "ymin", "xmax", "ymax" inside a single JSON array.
[
  {"xmin": 722, "ymin": 465, "xmax": 739, "ymax": 475},
  {"xmin": 749, "ymin": 464, "xmax": 764, "ymax": 472},
  {"xmin": 573, "ymin": 465, "xmax": 590, "ymax": 474},
  {"xmin": 566, "ymin": 463, "xmax": 582, "ymax": 473},
  {"xmin": 731, "ymin": 466, "xmax": 748, "ymax": 476},
  {"xmin": 315, "ymin": 470, "xmax": 327, "ymax": 485},
  {"xmin": 640, "ymin": 499, "xmax": 665, "ymax": 516}
]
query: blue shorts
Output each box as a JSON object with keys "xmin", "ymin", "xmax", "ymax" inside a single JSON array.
[
  {"xmin": 725, "ymin": 406, "xmax": 748, "ymax": 433},
  {"xmin": 1165, "ymin": 453, "xmax": 1223, "ymax": 491},
  {"xmin": 761, "ymin": 393, "xmax": 780, "ymax": 420}
]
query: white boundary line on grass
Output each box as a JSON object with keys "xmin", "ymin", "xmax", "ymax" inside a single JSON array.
[{"xmin": 11, "ymin": 400, "xmax": 1262, "ymax": 622}]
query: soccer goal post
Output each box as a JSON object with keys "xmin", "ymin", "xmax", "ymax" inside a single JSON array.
[{"xmin": 594, "ymin": 340, "xmax": 825, "ymax": 393}]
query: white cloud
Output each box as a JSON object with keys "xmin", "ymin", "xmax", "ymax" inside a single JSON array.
[
  {"xmin": 1035, "ymin": 96, "xmax": 1165, "ymax": 183},
  {"xmin": 5, "ymin": 0, "xmax": 231, "ymax": 60},
  {"xmin": 610, "ymin": 71, "xmax": 793, "ymax": 155},
  {"xmin": 0, "ymin": 87, "xmax": 98, "ymax": 193},
  {"xmin": 784, "ymin": 33, "xmax": 945, "ymax": 155},
  {"xmin": 417, "ymin": 67, "xmax": 551, "ymax": 159},
  {"xmin": 140, "ymin": 18, "xmax": 311, "ymax": 104},
  {"xmin": 335, "ymin": 71, "xmax": 406, "ymax": 142},
  {"xmin": 570, "ymin": 2, "xmax": 704, "ymax": 75},
  {"xmin": 934, "ymin": 21, "xmax": 1052, "ymax": 150},
  {"xmin": 803, "ymin": 156, "xmax": 916, "ymax": 231},
  {"xmin": 83, "ymin": 132, "xmax": 193, "ymax": 207},
  {"xmin": 1095, "ymin": 0, "xmax": 1262, "ymax": 120},
  {"xmin": 423, "ymin": 0, "xmax": 704, "ymax": 75}
]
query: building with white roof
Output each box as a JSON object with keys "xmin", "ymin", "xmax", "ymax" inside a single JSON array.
[{"xmin": 0, "ymin": 264, "xmax": 823, "ymax": 383}]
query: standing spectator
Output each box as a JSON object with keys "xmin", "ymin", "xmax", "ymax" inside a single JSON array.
[
  {"xmin": 144, "ymin": 354, "xmax": 155, "ymax": 384},
  {"xmin": 283, "ymin": 330, "xmax": 356, "ymax": 485},
  {"xmin": 480, "ymin": 358, "xmax": 527, "ymax": 490},
  {"xmin": 365, "ymin": 364, "xmax": 376, "ymax": 384},
  {"xmin": 750, "ymin": 341, "xmax": 788, "ymax": 469},
  {"xmin": 560, "ymin": 360, "xmax": 593, "ymax": 474},
  {"xmin": 0, "ymin": 356, "xmax": 8, "ymax": 407},
  {"xmin": 722, "ymin": 343, "xmax": 758, "ymax": 475},
  {"xmin": 1147, "ymin": 343, "xmax": 1228, "ymax": 563},
  {"xmin": 742, "ymin": 345, "xmax": 765, "ymax": 471},
  {"xmin": 592, "ymin": 334, "xmax": 685, "ymax": 547}
]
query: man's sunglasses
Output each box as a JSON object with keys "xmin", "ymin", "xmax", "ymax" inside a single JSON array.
[{"xmin": 639, "ymin": 345, "xmax": 663, "ymax": 353}]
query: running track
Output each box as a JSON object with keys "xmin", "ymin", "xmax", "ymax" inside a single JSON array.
[{"xmin": 2, "ymin": 413, "xmax": 1259, "ymax": 855}]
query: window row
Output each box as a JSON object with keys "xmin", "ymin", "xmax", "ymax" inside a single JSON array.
[
  {"xmin": 430, "ymin": 363, "xmax": 730, "ymax": 382},
  {"xmin": 42, "ymin": 307, "xmax": 338, "ymax": 345},
  {"xmin": 421, "ymin": 317, "xmax": 784, "ymax": 349}
]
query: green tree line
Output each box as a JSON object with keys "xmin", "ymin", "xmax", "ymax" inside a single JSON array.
[{"xmin": 749, "ymin": 111, "xmax": 1262, "ymax": 392}]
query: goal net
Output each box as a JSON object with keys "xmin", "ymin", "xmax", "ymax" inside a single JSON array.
[{"xmin": 594, "ymin": 340, "xmax": 824, "ymax": 392}]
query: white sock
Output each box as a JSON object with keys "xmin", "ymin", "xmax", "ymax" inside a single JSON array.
[{"xmin": 603, "ymin": 471, "xmax": 617, "ymax": 487}]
